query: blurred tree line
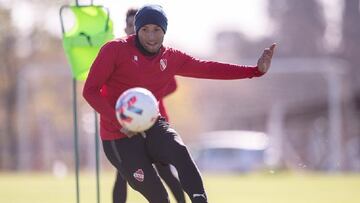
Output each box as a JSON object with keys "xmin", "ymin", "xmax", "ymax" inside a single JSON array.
[
  {"xmin": 214, "ymin": 0, "xmax": 360, "ymax": 125},
  {"xmin": 0, "ymin": 0, "xmax": 70, "ymax": 170},
  {"xmin": 211, "ymin": 0, "xmax": 360, "ymax": 170},
  {"xmin": 0, "ymin": 5, "xmax": 18, "ymax": 170}
]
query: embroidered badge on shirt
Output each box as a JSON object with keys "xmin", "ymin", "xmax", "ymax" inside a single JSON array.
[
  {"xmin": 132, "ymin": 55, "xmax": 139, "ymax": 64},
  {"xmin": 133, "ymin": 169, "xmax": 144, "ymax": 182},
  {"xmin": 160, "ymin": 58, "xmax": 167, "ymax": 71}
]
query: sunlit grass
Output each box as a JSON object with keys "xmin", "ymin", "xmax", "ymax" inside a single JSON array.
[{"xmin": 0, "ymin": 171, "xmax": 359, "ymax": 203}]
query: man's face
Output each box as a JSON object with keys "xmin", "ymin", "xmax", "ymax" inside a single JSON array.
[
  {"xmin": 125, "ymin": 15, "xmax": 135, "ymax": 35},
  {"xmin": 137, "ymin": 24, "xmax": 164, "ymax": 53}
]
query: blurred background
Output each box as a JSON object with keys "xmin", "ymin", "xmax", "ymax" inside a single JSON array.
[{"xmin": 0, "ymin": 0, "xmax": 360, "ymax": 176}]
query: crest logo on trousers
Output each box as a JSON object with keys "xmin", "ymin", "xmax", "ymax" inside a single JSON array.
[{"xmin": 133, "ymin": 169, "xmax": 144, "ymax": 182}]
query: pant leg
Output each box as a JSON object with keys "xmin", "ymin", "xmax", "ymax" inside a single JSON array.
[
  {"xmin": 154, "ymin": 163, "xmax": 186, "ymax": 203},
  {"xmin": 103, "ymin": 137, "xmax": 170, "ymax": 203},
  {"xmin": 145, "ymin": 118, "xmax": 208, "ymax": 203},
  {"xmin": 113, "ymin": 171, "xmax": 127, "ymax": 203}
]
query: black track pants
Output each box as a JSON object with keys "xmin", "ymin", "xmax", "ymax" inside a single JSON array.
[
  {"xmin": 112, "ymin": 163, "xmax": 185, "ymax": 203},
  {"xmin": 103, "ymin": 117, "xmax": 207, "ymax": 203},
  {"xmin": 155, "ymin": 163, "xmax": 186, "ymax": 203},
  {"xmin": 112, "ymin": 171, "xmax": 127, "ymax": 203}
]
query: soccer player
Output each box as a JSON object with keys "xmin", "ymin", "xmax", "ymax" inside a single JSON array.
[
  {"xmin": 83, "ymin": 4, "xmax": 276, "ymax": 203},
  {"xmin": 112, "ymin": 7, "xmax": 185, "ymax": 203}
]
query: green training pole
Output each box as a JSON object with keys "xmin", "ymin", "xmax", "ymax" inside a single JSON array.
[
  {"xmin": 60, "ymin": 5, "xmax": 115, "ymax": 203},
  {"xmin": 72, "ymin": 78, "xmax": 80, "ymax": 203},
  {"xmin": 94, "ymin": 111, "xmax": 100, "ymax": 203}
]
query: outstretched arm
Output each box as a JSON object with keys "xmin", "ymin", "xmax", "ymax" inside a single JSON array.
[
  {"xmin": 175, "ymin": 54, "xmax": 264, "ymax": 80},
  {"xmin": 257, "ymin": 43, "xmax": 276, "ymax": 73},
  {"xmin": 174, "ymin": 44, "xmax": 276, "ymax": 80}
]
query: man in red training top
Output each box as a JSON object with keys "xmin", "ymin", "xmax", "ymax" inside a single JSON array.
[
  {"xmin": 83, "ymin": 4, "xmax": 276, "ymax": 203},
  {"xmin": 112, "ymin": 7, "xmax": 185, "ymax": 203}
]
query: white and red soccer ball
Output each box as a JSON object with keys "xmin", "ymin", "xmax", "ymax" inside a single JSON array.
[{"xmin": 115, "ymin": 87, "xmax": 159, "ymax": 132}]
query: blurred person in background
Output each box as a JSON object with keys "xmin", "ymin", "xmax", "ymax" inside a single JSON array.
[
  {"xmin": 112, "ymin": 7, "xmax": 185, "ymax": 203},
  {"xmin": 83, "ymin": 4, "xmax": 275, "ymax": 203}
]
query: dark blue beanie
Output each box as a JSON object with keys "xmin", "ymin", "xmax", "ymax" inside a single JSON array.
[{"xmin": 135, "ymin": 4, "xmax": 168, "ymax": 34}]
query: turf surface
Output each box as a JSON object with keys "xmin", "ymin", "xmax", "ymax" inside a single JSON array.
[{"xmin": 0, "ymin": 171, "xmax": 359, "ymax": 203}]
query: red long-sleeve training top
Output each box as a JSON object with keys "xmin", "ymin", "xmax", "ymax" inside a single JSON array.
[{"xmin": 83, "ymin": 35, "xmax": 264, "ymax": 140}]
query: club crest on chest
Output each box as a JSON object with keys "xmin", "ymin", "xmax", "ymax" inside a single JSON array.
[
  {"xmin": 132, "ymin": 55, "xmax": 139, "ymax": 64},
  {"xmin": 160, "ymin": 58, "xmax": 167, "ymax": 71}
]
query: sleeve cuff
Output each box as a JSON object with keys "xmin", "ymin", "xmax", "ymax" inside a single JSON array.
[{"xmin": 254, "ymin": 66, "xmax": 265, "ymax": 77}]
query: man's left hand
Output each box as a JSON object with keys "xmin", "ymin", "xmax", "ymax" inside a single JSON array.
[{"xmin": 257, "ymin": 43, "xmax": 276, "ymax": 73}]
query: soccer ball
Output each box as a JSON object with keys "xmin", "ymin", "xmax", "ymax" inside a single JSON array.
[{"xmin": 115, "ymin": 87, "xmax": 159, "ymax": 132}]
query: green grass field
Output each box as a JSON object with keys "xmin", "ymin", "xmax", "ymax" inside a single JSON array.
[{"xmin": 0, "ymin": 171, "xmax": 359, "ymax": 203}]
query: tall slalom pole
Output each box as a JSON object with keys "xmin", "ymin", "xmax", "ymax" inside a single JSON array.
[
  {"xmin": 60, "ymin": 4, "xmax": 115, "ymax": 203},
  {"xmin": 72, "ymin": 78, "xmax": 80, "ymax": 203}
]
